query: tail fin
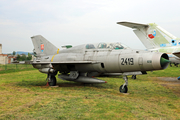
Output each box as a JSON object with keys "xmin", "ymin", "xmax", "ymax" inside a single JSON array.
[
  {"xmin": 117, "ymin": 21, "xmax": 180, "ymax": 49},
  {"xmin": 31, "ymin": 35, "xmax": 59, "ymax": 56}
]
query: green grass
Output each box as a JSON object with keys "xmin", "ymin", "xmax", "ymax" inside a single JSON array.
[
  {"xmin": 0, "ymin": 66, "xmax": 180, "ymax": 119},
  {"xmin": 0, "ymin": 64, "xmax": 35, "ymax": 74}
]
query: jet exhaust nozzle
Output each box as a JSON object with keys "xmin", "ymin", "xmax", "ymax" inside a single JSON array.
[
  {"xmin": 160, "ymin": 57, "xmax": 170, "ymax": 68},
  {"xmin": 160, "ymin": 53, "xmax": 170, "ymax": 69}
]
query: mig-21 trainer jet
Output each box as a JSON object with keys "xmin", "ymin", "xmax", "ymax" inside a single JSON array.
[{"xmin": 31, "ymin": 35, "xmax": 170, "ymax": 93}]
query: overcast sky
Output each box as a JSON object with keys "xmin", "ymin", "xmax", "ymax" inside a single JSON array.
[{"xmin": 1, "ymin": 0, "xmax": 180, "ymax": 53}]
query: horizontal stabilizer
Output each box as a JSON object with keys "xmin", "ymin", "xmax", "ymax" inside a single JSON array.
[
  {"xmin": 173, "ymin": 52, "xmax": 180, "ymax": 58},
  {"xmin": 117, "ymin": 21, "xmax": 149, "ymax": 29}
]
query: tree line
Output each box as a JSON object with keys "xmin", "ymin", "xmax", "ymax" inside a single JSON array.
[{"xmin": 13, "ymin": 51, "xmax": 32, "ymax": 61}]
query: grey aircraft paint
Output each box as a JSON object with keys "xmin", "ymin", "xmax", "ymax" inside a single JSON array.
[{"xmin": 31, "ymin": 35, "xmax": 169, "ymax": 93}]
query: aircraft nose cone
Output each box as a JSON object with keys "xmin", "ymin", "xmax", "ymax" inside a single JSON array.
[{"xmin": 160, "ymin": 57, "xmax": 170, "ymax": 68}]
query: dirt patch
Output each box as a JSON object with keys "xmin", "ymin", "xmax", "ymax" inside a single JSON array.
[
  {"xmin": 156, "ymin": 77, "xmax": 180, "ymax": 96},
  {"xmin": 157, "ymin": 77, "xmax": 180, "ymax": 82}
]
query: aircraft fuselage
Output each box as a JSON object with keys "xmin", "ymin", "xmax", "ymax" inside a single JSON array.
[{"xmin": 33, "ymin": 44, "xmax": 169, "ymax": 74}]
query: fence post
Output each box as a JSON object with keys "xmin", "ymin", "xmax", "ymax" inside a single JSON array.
[{"xmin": 5, "ymin": 64, "xmax": 7, "ymax": 70}]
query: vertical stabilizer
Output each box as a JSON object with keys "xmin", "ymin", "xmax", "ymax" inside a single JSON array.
[
  {"xmin": 117, "ymin": 21, "xmax": 179, "ymax": 49},
  {"xmin": 31, "ymin": 35, "xmax": 59, "ymax": 57}
]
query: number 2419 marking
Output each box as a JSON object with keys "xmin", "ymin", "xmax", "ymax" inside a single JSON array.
[{"xmin": 121, "ymin": 58, "xmax": 134, "ymax": 65}]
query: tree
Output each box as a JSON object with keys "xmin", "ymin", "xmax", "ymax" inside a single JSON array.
[
  {"xmin": 27, "ymin": 53, "xmax": 32, "ymax": 60},
  {"xmin": 12, "ymin": 51, "xmax": 16, "ymax": 55},
  {"xmin": 21, "ymin": 54, "xmax": 26, "ymax": 61},
  {"xmin": 16, "ymin": 54, "xmax": 21, "ymax": 61}
]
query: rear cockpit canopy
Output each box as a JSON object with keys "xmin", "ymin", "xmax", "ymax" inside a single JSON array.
[
  {"xmin": 86, "ymin": 44, "xmax": 95, "ymax": 49},
  {"xmin": 86, "ymin": 42, "xmax": 129, "ymax": 50}
]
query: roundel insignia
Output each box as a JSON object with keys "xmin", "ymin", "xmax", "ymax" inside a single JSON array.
[
  {"xmin": 148, "ymin": 34, "xmax": 154, "ymax": 39},
  {"xmin": 148, "ymin": 30, "xmax": 156, "ymax": 39},
  {"xmin": 41, "ymin": 44, "xmax": 44, "ymax": 52}
]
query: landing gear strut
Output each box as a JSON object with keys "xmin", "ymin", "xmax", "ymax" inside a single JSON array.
[
  {"xmin": 47, "ymin": 74, "xmax": 57, "ymax": 86},
  {"xmin": 132, "ymin": 75, "xmax": 136, "ymax": 79},
  {"xmin": 119, "ymin": 75, "xmax": 128, "ymax": 93},
  {"xmin": 175, "ymin": 63, "xmax": 179, "ymax": 67},
  {"xmin": 170, "ymin": 63, "xmax": 179, "ymax": 67}
]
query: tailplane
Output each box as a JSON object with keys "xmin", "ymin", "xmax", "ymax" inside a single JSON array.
[
  {"xmin": 31, "ymin": 35, "xmax": 59, "ymax": 56},
  {"xmin": 117, "ymin": 21, "xmax": 180, "ymax": 49}
]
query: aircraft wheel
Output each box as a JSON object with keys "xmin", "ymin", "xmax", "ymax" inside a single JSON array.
[
  {"xmin": 132, "ymin": 75, "xmax": 136, "ymax": 79},
  {"xmin": 175, "ymin": 63, "xmax": 179, "ymax": 67},
  {"xmin": 48, "ymin": 75, "xmax": 57, "ymax": 86},
  {"xmin": 119, "ymin": 85, "xmax": 128, "ymax": 93},
  {"xmin": 170, "ymin": 63, "xmax": 172, "ymax": 67}
]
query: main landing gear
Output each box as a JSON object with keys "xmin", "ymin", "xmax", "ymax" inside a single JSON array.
[
  {"xmin": 170, "ymin": 63, "xmax": 179, "ymax": 67},
  {"xmin": 132, "ymin": 75, "xmax": 136, "ymax": 79},
  {"xmin": 119, "ymin": 75, "xmax": 128, "ymax": 93},
  {"xmin": 47, "ymin": 73, "xmax": 57, "ymax": 86}
]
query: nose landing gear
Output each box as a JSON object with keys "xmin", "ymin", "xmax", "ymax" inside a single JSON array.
[{"xmin": 119, "ymin": 75, "xmax": 128, "ymax": 93}]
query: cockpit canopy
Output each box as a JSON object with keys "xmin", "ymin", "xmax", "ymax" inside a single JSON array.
[
  {"xmin": 86, "ymin": 44, "xmax": 95, "ymax": 49},
  {"xmin": 86, "ymin": 42, "xmax": 129, "ymax": 50}
]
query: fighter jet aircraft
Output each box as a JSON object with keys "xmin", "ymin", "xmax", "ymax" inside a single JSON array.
[
  {"xmin": 117, "ymin": 21, "xmax": 180, "ymax": 67},
  {"xmin": 31, "ymin": 35, "xmax": 169, "ymax": 93}
]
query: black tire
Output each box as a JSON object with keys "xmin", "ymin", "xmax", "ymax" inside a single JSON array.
[
  {"xmin": 175, "ymin": 63, "xmax": 179, "ymax": 67},
  {"xmin": 132, "ymin": 75, "xmax": 136, "ymax": 79},
  {"xmin": 119, "ymin": 85, "xmax": 128, "ymax": 93},
  {"xmin": 48, "ymin": 75, "xmax": 57, "ymax": 86},
  {"xmin": 170, "ymin": 63, "xmax": 172, "ymax": 67}
]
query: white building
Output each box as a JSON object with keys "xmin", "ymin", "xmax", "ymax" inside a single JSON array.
[{"xmin": 0, "ymin": 44, "xmax": 8, "ymax": 65}]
